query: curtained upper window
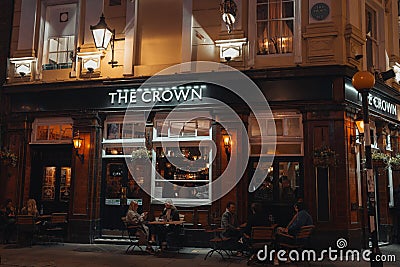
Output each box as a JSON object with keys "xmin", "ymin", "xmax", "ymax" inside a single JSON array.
[{"xmin": 256, "ymin": 0, "xmax": 294, "ymax": 55}]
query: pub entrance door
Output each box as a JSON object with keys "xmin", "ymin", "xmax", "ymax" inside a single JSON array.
[
  {"xmin": 249, "ymin": 156, "xmax": 304, "ymax": 227},
  {"xmin": 29, "ymin": 145, "xmax": 72, "ymax": 214},
  {"xmin": 100, "ymin": 159, "xmax": 149, "ymax": 232}
]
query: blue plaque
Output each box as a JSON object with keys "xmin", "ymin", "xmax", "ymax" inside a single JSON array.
[{"xmin": 311, "ymin": 2, "xmax": 330, "ymax": 21}]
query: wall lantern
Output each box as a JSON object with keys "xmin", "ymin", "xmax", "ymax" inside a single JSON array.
[
  {"xmin": 220, "ymin": 0, "xmax": 237, "ymax": 33},
  {"xmin": 351, "ymin": 116, "xmax": 365, "ymax": 144},
  {"xmin": 72, "ymin": 131, "xmax": 84, "ymax": 163},
  {"xmin": 90, "ymin": 14, "xmax": 121, "ymax": 68},
  {"xmin": 222, "ymin": 133, "xmax": 231, "ymax": 160}
]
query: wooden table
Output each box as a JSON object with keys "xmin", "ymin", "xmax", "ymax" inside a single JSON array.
[{"xmin": 147, "ymin": 220, "xmax": 185, "ymax": 225}]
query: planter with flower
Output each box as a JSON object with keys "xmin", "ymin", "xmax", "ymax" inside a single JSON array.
[
  {"xmin": 313, "ymin": 146, "xmax": 337, "ymax": 168},
  {"xmin": 0, "ymin": 148, "xmax": 18, "ymax": 167},
  {"xmin": 388, "ymin": 154, "xmax": 400, "ymax": 171},
  {"xmin": 371, "ymin": 152, "xmax": 389, "ymax": 168}
]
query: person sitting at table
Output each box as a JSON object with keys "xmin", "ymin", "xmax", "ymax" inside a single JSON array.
[
  {"xmin": 221, "ymin": 202, "xmax": 244, "ymax": 256},
  {"xmin": 273, "ymin": 201, "xmax": 313, "ymax": 265},
  {"xmin": 155, "ymin": 199, "xmax": 181, "ymax": 250},
  {"xmin": 125, "ymin": 200, "xmax": 154, "ymax": 254},
  {"xmin": 21, "ymin": 199, "xmax": 39, "ymax": 217},
  {"xmin": 0, "ymin": 199, "xmax": 16, "ymax": 244}
]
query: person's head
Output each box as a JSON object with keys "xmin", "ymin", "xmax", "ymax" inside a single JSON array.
[
  {"xmin": 294, "ymin": 201, "xmax": 305, "ymax": 212},
  {"xmin": 164, "ymin": 199, "xmax": 173, "ymax": 209},
  {"xmin": 27, "ymin": 199, "xmax": 37, "ymax": 211},
  {"xmin": 129, "ymin": 200, "xmax": 139, "ymax": 211},
  {"xmin": 226, "ymin": 202, "xmax": 236, "ymax": 214}
]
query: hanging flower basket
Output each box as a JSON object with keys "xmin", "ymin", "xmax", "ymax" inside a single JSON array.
[
  {"xmin": 388, "ymin": 155, "xmax": 400, "ymax": 171},
  {"xmin": 313, "ymin": 146, "xmax": 337, "ymax": 168},
  {"xmin": 371, "ymin": 152, "xmax": 389, "ymax": 169},
  {"xmin": 0, "ymin": 148, "xmax": 18, "ymax": 167},
  {"xmin": 131, "ymin": 148, "xmax": 152, "ymax": 160}
]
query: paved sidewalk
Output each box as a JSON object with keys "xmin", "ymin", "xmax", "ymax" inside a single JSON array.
[{"xmin": 0, "ymin": 243, "xmax": 399, "ymax": 267}]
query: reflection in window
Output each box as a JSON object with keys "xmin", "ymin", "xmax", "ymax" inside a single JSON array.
[{"xmin": 257, "ymin": 0, "xmax": 294, "ymax": 55}]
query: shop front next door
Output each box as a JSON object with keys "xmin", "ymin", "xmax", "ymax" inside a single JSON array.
[{"xmin": 249, "ymin": 156, "xmax": 304, "ymax": 226}]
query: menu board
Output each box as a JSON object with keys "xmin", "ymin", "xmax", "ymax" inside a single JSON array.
[{"xmin": 42, "ymin": 166, "xmax": 56, "ymax": 201}]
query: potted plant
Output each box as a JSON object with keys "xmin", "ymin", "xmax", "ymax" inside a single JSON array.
[
  {"xmin": 371, "ymin": 151, "xmax": 389, "ymax": 168},
  {"xmin": 313, "ymin": 146, "xmax": 337, "ymax": 168},
  {"xmin": 0, "ymin": 148, "xmax": 18, "ymax": 167},
  {"xmin": 388, "ymin": 154, "xmax": 400, "ymax": 171}
]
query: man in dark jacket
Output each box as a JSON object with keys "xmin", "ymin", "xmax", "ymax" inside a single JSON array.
[{"xmin": 221, "ymin": 202, "xmax": 240, "ymax": 239}]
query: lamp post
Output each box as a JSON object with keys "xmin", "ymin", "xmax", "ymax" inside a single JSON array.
[{"xmin": 352, "ymin": 71, "xmax": 382, "ymax": 267}]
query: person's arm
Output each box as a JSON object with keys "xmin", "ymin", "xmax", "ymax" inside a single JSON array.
[{"xmin": 288, "ymin": 211, "xmax": 307, "ymax": 236}]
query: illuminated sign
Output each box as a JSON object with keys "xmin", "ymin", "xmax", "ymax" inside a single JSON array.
[{"xmin": 109, "ymin": 85, "xmax": 205, "ymax": 105}]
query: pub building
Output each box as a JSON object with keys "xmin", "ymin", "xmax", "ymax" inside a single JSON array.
[{"xmin": 1, "ymin": 0, "xmax": 400, "ymax": 248}]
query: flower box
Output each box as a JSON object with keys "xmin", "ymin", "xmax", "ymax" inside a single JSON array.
[{"xmin": 313, "ymin": 146, "xmax": 337, "ymax": 168}]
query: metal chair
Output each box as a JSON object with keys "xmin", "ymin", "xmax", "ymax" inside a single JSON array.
[
  {"xmin": 122, "ymin": 217, "xmax": 147, "ymax": 254},
  {"xmin": 204, "ymin": 228, "xmax": 232, "ymax": 260}
]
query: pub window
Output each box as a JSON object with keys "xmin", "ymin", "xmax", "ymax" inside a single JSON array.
[
  {"xmin": 41, "ymin": 3, "xmax": 78, "ymax": 70},
  {"xmin": 41, "ymin": 166, "xmax": 71, "ymax": 203},
  {"xmin": 153, "ymin": 119, "xmax": 211, "ymax": 139},
  {"xmin": 366, "ymin": 5, "xmax": 377, "ymax": 72},
  {"xmin": 386, "ymin": 134, "xmax": 392, "ymax": 151},
  {"xmin": 370, "ymin": 126, "xmax": 377, "ymax": 149},
  {"xmin": 151, "ymin": 115, "xmax": 213, "ymax": 205},
  {"xmin": 152, "ymin": 144, "xmax": 212, "ymax": 206},
  {"xmin": 249, "ymin": 112, "xmax": 303, "ymax": 156},
  {"xmin": 31, "ymin": 118, "xmax": 73, "ymax": 143},
  {"xmin": 256, "ymin": 0, "xmax": 295, "ymax": 55},
  {"xmin": 103, "ymin": 116, "xmax": 146, "ymax": 158}
]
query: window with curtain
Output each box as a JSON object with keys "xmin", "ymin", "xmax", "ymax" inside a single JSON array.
[
  {"xmin": 366, "ymin": 6, "xmax": 377, "ymax": 71},
  {"xmin": 256, "ymin": 0, "xmax": 294, "ymax": 55}
]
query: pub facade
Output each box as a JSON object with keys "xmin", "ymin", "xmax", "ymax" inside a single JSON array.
[{"xmin": 1, "ymin": 0, "xmax": 400, "ymax": 248}]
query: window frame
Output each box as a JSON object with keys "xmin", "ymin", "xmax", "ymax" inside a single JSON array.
[
  {"xmin": 38, "ymin": 2, "xmax": 79, "ymax": 73},
  {"xmin": 31, "ymin": 118, "xmax": 73, "ymax": 144},
  {"xmin": 256, "ymin": 0, "xmax": 295, "ymax": 55},
  {"xmin": 249, "ymin": 0, "xmax": 301, "ymax": 63}
]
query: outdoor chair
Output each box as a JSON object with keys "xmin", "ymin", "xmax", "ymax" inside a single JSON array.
[
  {"xmin": 16, "ymin": 215, "xmax": 36, "ymax": 247},
  {"xmin": 122, "ymin": 217, "xmax": 148, "ymax": 254},
  {"xmin": 278, "ymin": 225, "xmax": 315, "ymax": 250},
  {"xmin": 277, "ymin": 225, "xmax": 315, "ymax": 266},
  {"xmin": 247, "ymin": 225, "xmax": 277, "ymax": 265},
  {"xmin": 204, "ymin": 228, "xmax": 232, "ymax": 260}
]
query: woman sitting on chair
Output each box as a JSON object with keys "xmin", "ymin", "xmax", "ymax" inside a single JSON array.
[{"xmin": 125, "ymin": 200, "xmax": 154, "ymax": 254}]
